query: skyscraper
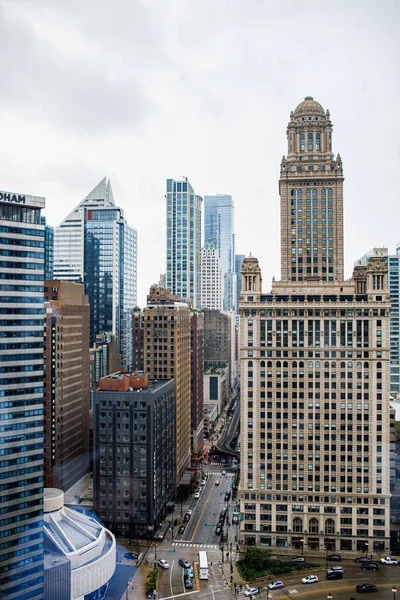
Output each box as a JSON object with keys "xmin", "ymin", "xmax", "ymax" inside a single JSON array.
[
  {"xmin": 201, "ymin": 240, "xmax": 223, "ymax": 310},
  {"xmin": 239, "ymin": 98, "xmax": 391, "ymax": 555},
  {"xmin": 204, "ymin": 194, "xmax": 236, "ymax": 310},
  {"xmin": 44, "ymin": 280, "xmax": 90, "ymax": 490},
  {"xmin": 41, "ymin": 216, "xmax": 54, "ymax": 280},
  {"xmin": 54, "ymin": 178, "xmax": 137, "ymax": 368},
  {"xmin": 235, "ymin": 254, "xmax": 245, "ymax": 313},
  {"xmin": 166, "ymin": 177, "xmax": 202, "ymax": 308},
  {"xmin": 0, "ymin": 189, "xmax": 46, "ymax": 600},
  {"xmin": 279, "ymin": 97, "xmax": 344, "ymax": 283}
]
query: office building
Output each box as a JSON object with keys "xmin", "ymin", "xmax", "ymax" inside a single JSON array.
[
  {"xmin": 204, "ymin": 365, "xmax": 228, "ymax": 415},
  {"xmin": 44, "ymin": 280, "xmax": 90, "ymax": 490},
  {"xmin": 239, "ymin": 97, "xmax": 391, "ymax": 555},
  {"xmin": 357, "ymin": 246, "xmax": 400, "ymax": 394},
  {"xmin": 93, "ymin": 372, "xmax": 175, "ymax": 539},
  {"xmin": 0, "ymin": 189, "xmax": 46, "ymax": 600},
  {"xmin": 201, "ymin": 240, "xmax": 223, "ymax": 310},
  {"xmin": 235, "ymin": 254, "xmax": 245, "ymax": 314},
  {"xmin": 54, "ymin": 178, "xmax": 137, "ymax": 368},
  {"xmin": 90, "ymin": 333, "xmax": 121, "ymax": 390},
  {"xmin": 43, "ymin": 488, "xmax": 115, "ymax": 600},
  {"xmin": 166, "ymin": 177, "xmax": 202, "ymax": 308},
  {"xmin": 144, "ymin": 285, "xmax": 192, "ymax": 487},
  {"xmin": 204, "ymin": 194, "xmax": 236, "ymax": 310},
  {"xmin": 190, "ymin": 311, "xmax": 204, "ymax": 455},
  {"xmin": 41, "ymin": 216, "xmax": 54, "ymax": 280},
  {"xmin": 132, "ymin": 310, "xmax": 144, "ymax": 371},
  {"xmin": 203, "ymin": 308, "xmax": 237, "ymax": 389}
]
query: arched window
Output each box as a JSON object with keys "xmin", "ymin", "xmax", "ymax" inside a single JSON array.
[
  {"xmin": 331, "ymin": 362, "xmax": 336, "ymax": 368},
  {"xmin": 324, "ymin": 361, "xmax": 329, "ymax": 368},
  {"xmin": 308, "ymin": 361, "xmax": 313, "ymax": 369},
  {"xmin": 325, "ymin": 518, "xmax": 335, "ymax": 534},
  {"xmin": 293, "ymin": 361, "xmax": 297, "ymax": 368},
  {"xmin": 377, "ymin": 362, "xmax": 382, "ymax": 369},
  {"xmin": 309, "ymin": 518, "xmax": 319, "ymax": 534},
  {"xmin": 347, "ymin": 361, "xmax": 353, "ymax": 368},
  {"xmin": 313, "ymin": 189, "xmax": 318, "ymax": 197},
  {"xmin": 308, "ymin": 132, "xmax": 313, "ymax": 150},
  {"xmin": 316, "ymin": 132, "xmax": 321, "ymax": 150},
  {"xmin": 267, "ymin": 361, "xmax": 272, "ymax": 368},
  {"xmin": 364, "ymin": 362, "xmax": 369, "ymax": 369},
  {"xmin": 293, "ymin": 517, "xmax": 303, "ymax": 533},
  {"xmin": 321, "ymin": 188, "xmax": 326, "ymax": 197},
  {"xmin": 340, "ymin": 362, "xmax": 346, "ymax": 369},
  {"xmin": 357, "ymin": 361, "xmax": 362, "ymax": 369},
  {"xmin": 297, "ymin": 189, "xmax": 302, "ymax": 197},
  {"xmin": 315, "ymin": 361, "xmax": 320, "ymax": 368},
  {"xmin": 299, "ymin": 361, "xmax": 304, "ymax": 368},
  {"xmin": 300, "ymin": 133, "xmax": 305, "ymax": 151},
  {"xmin": 260, "ymin": 361, "xmax": 265, "ymax": 367},
  {"xmin": 248, "ymin": 361, "xmax": 253, "ymax": 367}
]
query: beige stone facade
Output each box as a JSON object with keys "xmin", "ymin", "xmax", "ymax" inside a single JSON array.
[{"xmin": 239, "ymin": 98, "xmax": 391, "ymax": 555}]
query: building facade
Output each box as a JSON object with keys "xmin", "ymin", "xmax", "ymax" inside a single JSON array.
[
  {"xmin": 93, "ymin": 372, "xmax": 175, "ymax": 539},
  {"xmin": 239, "ymin": 98, "xmax": 391, "ymax": 555},
  {"xmin": 41, "ymin": 216, "xmax": 54, "ymax": 280},
  {"xmin": 358, "ymin": 246, "xmax": 400, "ymax": 394},
  {"xmin": 201, "ymin": 240, "xmax": 223, "ymax": 310},
  {"xmin": 144, "ymin": 285, "xmax": 192, "ymax": 488},
  {"xmin": 204, "ymin": 194, "xmax": 236, "ymax": 311},
  {"xmin": 190, "ymin": 311, "xmax": 204, "ymax": 455},
  {"xmin": 166, "ymin": 177, "xmax": 202, "ymax": 308},
  {"xmin": 54, "ymin": 178, "xmax": 137, "ymax": 368},
  {"xmin": 44, "ymin": 281, "xmax": 90, "ymax": 491},
  {"xmin": 132, "ymin": 310, "xmax": 144, "ymax": 371},
  {"xmin": 235, "ymin": 254, "xmax": 245, "ymax": 314},
  {"xmin": 0, "ymin": 190, "xmax": 46, "ymax": 600},
  {"xmin": 90, "ymin": 333, "xmax": 121, "ymax": 390}
]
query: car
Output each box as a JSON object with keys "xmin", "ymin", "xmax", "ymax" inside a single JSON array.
[
  {"xmin": 184, "ymin": 510, "xmax": 192, "ymax": 522},
  {"xmin": 178, "ymin": 525, "xmax": 185, "ymax": 534},
  {"xmin": 326, "ymin": 554, "xmax": 342, "ymax": 561},
  {"xmin": 302, "ymin": 575, "xmax": 318, "ymax": 584},
  {"xmin": 157, "ymin": 559, "xmax": 169, "ymax": 570},
  {"xmin": 356, "ymin": 583, "xmax": 377, "ymax": 594},
  {"xmin": 222, "ymin": 470, "xmax": 226, "ymax": 475},
  {"xmin": 244, "ymin": 588, "xmax": 259, "ymax": 597},
  {"xmin": 124, "ymin": 552, "xmax": 138, "ymax": 560},
  {"xmin": 215, "ymin": 525, "xmax": 222, "ymax": 535},
  {"xmin": 184, "ymin": 576, "xmax": 193, "ymax": 589},
  {"xmin": 267, "ymin": 580, "xmax": 284, "ymax": 590},
  {"xmin": 380, "ymin": 556, "xmax": 398, "ymax": 565},
  {"xmin": 225, "ymin": 490, "xmax": 231, "ymax": 501},
  {"xmin": 327, "ymin": 566, "xmax": 344, "ymax": 574},
  {"xmin": 201, "ymin": 480, "xmax": 206, "ymax": 486},
  {"xmin": 186, "ymin": 567, "xmax": 194, "ymax": 578},
  {"xmin": 194, "ymin": 491, "xmax": 200, "ymax": 498},
  {"xmin": 215, "ymin": 480, "xmax": 220, "ymax": 486},
  {"xmin": 291, "ymin": 557, "xmax": 305, "ymax": 562},
  {"xmin": 361, "ymin": 562, "xmax": 379, "ymax": 571},
  {"xmin": 326, "ymin": 571, "xmax": 343, "ymax": 580},
  {"xmin": 178, "ymin": 558, "xmax": 192, "ymax": 569},
  {"xmin": 355, "ymin": 556, "xmax": 371, "ymax": 563}
]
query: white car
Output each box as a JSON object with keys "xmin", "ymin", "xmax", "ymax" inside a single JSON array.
[
  {"xmin": 157, "ymin": 559, "xmax": 169, "ymax": 570},
  {"xmin": 215, "ymin": 480, "xmax": 220, "ymax": 486},
  {"xmin": 302, "ymin": 575, "xmax": 318, "ymax": 584},
  {"xmin": 194, "ymin": 490, "xmax": 200, "ymax": 498},
  {"xmin": 380, "ymin": 556, "xmax": 398, "ymax": 565},
  {"xmin": 267, "ymin": 580, "xmax": 284, "ymax": 590},
  {"xmin": 222, "ymin": 470, "xmax": 226, "ymax": 475},
  {"xmin": 244, "ymin": 587, "xmax": 259, "ymax": 597}
]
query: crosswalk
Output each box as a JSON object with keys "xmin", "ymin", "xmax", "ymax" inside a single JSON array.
[{"xmin": 172, "ymin": 541, "xmax": 219, "ymax": 550}]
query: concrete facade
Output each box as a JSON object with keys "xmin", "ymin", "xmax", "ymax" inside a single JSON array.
[{"xmin": 191, "ymin": 311, "xmax": 204, "ymax": 456}]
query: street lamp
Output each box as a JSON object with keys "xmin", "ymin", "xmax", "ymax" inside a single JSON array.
[{"xmin": 392, "ymin": 587, "xmax": 397, "ymax": 600}]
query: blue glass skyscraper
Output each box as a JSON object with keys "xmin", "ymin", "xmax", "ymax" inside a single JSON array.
[
  {"xmin": 166, "ymin": 177, "xmax": 202, "ymax": 308},
  {"xmin": 204, "ymin": 194, "xmax": 235, "ymax": 311},
  {"xmin": 0, "ymin": 190, "xmax": 46, "ymax": 600},
  {"xmin": 41, "ymin": 216, "xmax": 54, "ymax": 280}
]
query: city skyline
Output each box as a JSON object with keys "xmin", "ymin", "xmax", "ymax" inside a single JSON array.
[{"xmin": 0, "ymin": 1, "xmax": 398, "ymax": 306}]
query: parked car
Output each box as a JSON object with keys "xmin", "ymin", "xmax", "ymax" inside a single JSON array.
[
  {"xmin": 267, "ymin": 580, "xmax": 284, "ymax": 589},
  {"xmin": 186, "ymin": 567, "xmax": 194, "ymax": 578},
  {"xmin": 326, "ymin": 571, "xmax": 343, "ymax": 580},
  {"xmin": 380, "ymin": 556, "xmax": 398, "ymax": 565},
  {"xmin": 194, "ymin": 491, "xmax": 201, "ymax": 499},
  {"xmin": 291, "ymin": 557, "xmax": 305, "ymax": 562},
  {"xmin": 178, "ymin": 558, "xmax": 191, "ymax": 569},
  {"xmin": 302, "ymin": 575, "xmax": 318, "ymax": 584},
  {"xmin": 361, "ymin": 562, "xmax": 379, "ymax": 571},
  {"xmin": 244, "ymin": 588, "xmax": 259, "ymax": 597},
  {"xmin": 225, "ymin": 490, "xmax": 231, "ymax": 501},
  {"xmin": 157, "ymin": 559, "xmax": 169, "ymax": 570},
  {"xmin": 355, "ymin": 556, "xmax": 371, "ymax": 563},
  {"xmin": 184, "ymin": 575, "xmax": 193, "ymax": 589},
  {"xmin": 184, "ymin": 510, "xmax": 192, "ymax": 522},
  {"xmin": 356, "ymin": 583, "xmax": 377, "ymax": 593},
  {"xmin": 326, "ymin": 554, "xmax": 342, "ymax": 561},
  {"xmin": 201, "ymin": 480, "xmax": 206, "ymax": 486},
  {"xmin": 178, "ymin": 525, "xmax": 185, "ymax": 534},
  {"xmin": 215, "ymin": 525, "xmax": 222, "ymax": 535},
  {"xmin": 215, "ymin": 480, "xmax": 220, "ymax": 486}
]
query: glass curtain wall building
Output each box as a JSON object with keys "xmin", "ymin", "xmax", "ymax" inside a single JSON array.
[
  {"xmin": 235, "ymin": 254, "xmax": 245, "ymax": 314},
  {"xmin": 0, "ymin": 190, "xmax": 46, "ymax": 600},
  {"xmin": 204, "ymin": 194, "xmax": 236, "ymax": 311},
  {"xmin": 166, "ymin": 177, "xmax": 202, "ymax": 308},
  {"xmin": 41, "ymin": 216, "xmax": 54, "ymax": 280},
  {"xmin": 84, "ymin": 207, "xmax": 137, "ymax": 369}
]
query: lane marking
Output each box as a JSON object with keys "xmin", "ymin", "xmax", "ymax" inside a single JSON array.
[{"xmin": 190, "ymin": 477, "xmax": 216, "ymax": 542}]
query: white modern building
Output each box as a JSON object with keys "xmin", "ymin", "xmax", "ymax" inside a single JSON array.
[
  {"xmin": 44, "ymin": 488, "xmax": 116, "ymax": 600},
  {"xmin": 201, "ymin": 240, "xmax": 223, "ymax": 310}
]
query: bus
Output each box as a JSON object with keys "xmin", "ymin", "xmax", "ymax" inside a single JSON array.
[{"xmin": 198, "ymin": 551, "xmax": 209, "ymax": 580}]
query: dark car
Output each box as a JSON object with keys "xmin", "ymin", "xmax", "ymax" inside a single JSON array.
[
  {"xmin": 225, "ymin": 490, "xmax": 231, "ymax": 501},
  {"xmin": 355, "ymin": 556, "xmax": 371, "ymax": 563},
  {"xmin": 124, "ymin": 552, "xmax": 138, "ymax": 560},
  {"xmin": 178, "ymin": 558, "xmax": 192, "ymax": 569},
  {"xmin": 361, "ymin": 562, "xmax": 379, "ymax": 571},
  {"xmin": 184, "ymin": 575, "xmax": 193, "ymax": 589},
  {"xmin": 178, "ymin": 525, "xmax": 186, "ymax": 534},
  {"xmin": 326, "ymin": 571, "xmax": 343, "ymax": 580},
  {"xmin": 356, "ymin": 583, "xmax": 377, "ymax": 594},
  {"xmin": 326, "ymin": 554, "xmax": 341, "ymax": 561}
]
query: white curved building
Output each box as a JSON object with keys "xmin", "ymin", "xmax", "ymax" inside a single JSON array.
[{"xmin": 44, "ymin": 488, "xmax": 116, "ymax": 600}]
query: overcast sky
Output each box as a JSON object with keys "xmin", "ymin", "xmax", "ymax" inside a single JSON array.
[{"xmin": 1, "ymin": 0, "xmax": 399, "ymax": 305}]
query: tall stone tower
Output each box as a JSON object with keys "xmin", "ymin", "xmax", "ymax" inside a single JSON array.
[{"xmin": 280, "ymin": 97, "xmax": 344, "ymax": 283}]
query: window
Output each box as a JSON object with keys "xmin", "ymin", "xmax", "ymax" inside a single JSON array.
[
  {"xmin": 300, "ymin": 133, "xmax": 305, "ymax": 151},
  {"xmin": 308, "ymin": 133, "xmax": 313, "ymax": 151},
  {"xmin": 316, "ymin": 132, "xmax": 320, "ymax": 150}
]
